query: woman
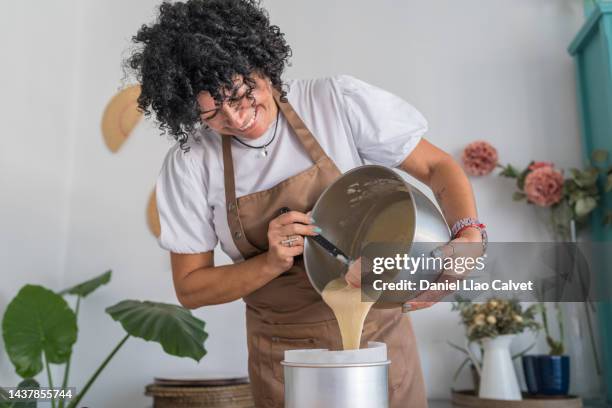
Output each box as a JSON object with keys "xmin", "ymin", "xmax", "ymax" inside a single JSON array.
[{"xmin": 127, "ymin": 1, "xmax": 485, "ymax": 407}]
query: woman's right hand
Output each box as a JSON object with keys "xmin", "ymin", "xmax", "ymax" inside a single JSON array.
[{"xmin": 265, "ymin": 210, "xmax": 320, "ymax": 274}]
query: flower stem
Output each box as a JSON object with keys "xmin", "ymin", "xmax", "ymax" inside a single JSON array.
[
  {"xmin": 555, "ymin": 302, "xmax": 565, "ymax": 354},
  {"xmin": 541, "ymin": 303, "xmax": 551, "ymax": 339},
  {"xmin": 66, "ymin": 334, "xmax": 130, "ymax": 408},
  {"xmin": 583, "ymin": 302, "xmax": 602, "ymax": 374}
]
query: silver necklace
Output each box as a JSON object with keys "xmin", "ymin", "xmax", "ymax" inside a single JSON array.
[{"xmin": 232, "ymin": 109, "xmax": 279, "ymax": 158}]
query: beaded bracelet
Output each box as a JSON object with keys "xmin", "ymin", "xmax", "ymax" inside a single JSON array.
[{"xmin": 450, "ymin": 217, "xmax": 488, "ymax": 252}]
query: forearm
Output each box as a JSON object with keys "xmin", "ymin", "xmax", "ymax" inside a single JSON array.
[
  {"xmin": 398, "ymin": 139, "xmax": 478, "ymax": 227},
  {"xmin": 429, "ymin": 155, "xmax": 478, "ymax": 226},
  {"xmin": 398, "ymin": 142, "xmax": 483, "ymax": 310},
  {"xmin": 176, "ymin": 252, "xmax": 281, "ymax": 308}
]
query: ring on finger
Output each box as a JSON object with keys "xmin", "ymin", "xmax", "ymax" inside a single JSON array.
[{"xmin": 281, "ymin": 236, "xmax": 300, "ymax": 247}]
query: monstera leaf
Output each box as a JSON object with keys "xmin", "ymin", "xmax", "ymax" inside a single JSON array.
[
  {"xmin": 0, "ymin": 378, "xmax": 40, "ymax": 408},
  {"xmin": 105, "ymin": 300, "xmax": 207, "ymax": 361},
  {"xmin": 2, "ymin": 285, "xmax": 77, "ymax": 378},
  {"xmin": 58, "ymin": 270, "xmax": 111, "ymax": 298}
]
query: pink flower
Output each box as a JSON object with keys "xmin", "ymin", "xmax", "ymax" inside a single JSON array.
[
  {"xmin": 528, "ymin": 161, "xmax": 554, "ymax": 171},
  {"xmin": 524, "ymin": 166, "xmax": 564, "ymax": 207},
  {"xmin": 462, "ymin": 141, "xmax": 498, "ymax": 176}
]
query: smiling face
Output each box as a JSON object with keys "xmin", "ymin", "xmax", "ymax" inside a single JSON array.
[{"xmin": 197, "ymin": 74, "xmax": 278, "ymax": 140}]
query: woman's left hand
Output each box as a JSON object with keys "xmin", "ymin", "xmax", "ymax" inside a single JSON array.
[
  {"xmin": 403, "ymin": 227, "xmax": 484, "ymax": 312},
  {"xmin": 344, "ymin": 228, "xmax": 483, "ymax": 311},
  {"xmin": 344, "ymin": 257, "xmax": 363, "ymax": 287}
]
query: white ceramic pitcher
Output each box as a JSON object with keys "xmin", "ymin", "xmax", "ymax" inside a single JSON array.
[{"xmin": 468, "ymin": 334, "xmax": 522, "ymax": 401}]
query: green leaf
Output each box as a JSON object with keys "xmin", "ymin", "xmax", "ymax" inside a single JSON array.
[
  {"xmin": 582, "ymin": 167, "xmax": 599, "ymax": 187},
  {"xmin": 2, "ymin": 285, "xmax": 77, "ymax": 378},
  {"xmin": 58, "ymin": 270, "xmax": 111, "ymax": 298},
  {"xmin": 14, "ymin": 379, "xmax": 39, "ymax": 408},
  {"xmin": 512, "ymin": 192, "xmax": 526, "ymax": 201},
  {"xmin": 0, "ymin": 379, "xmax": 39, "ymax": 408},
  {"xmin": 499, "ymin": 164, "xmax": 519, "ymax": 178},
  {"xmin": 567, "ymin": 189, "xmax": 586, "ymax": 205},
  {"xmin": 0, "ymin": 386, "xmax": 12, "ymax": 408},
  {"xmin": 570, "ymin": 168, "xmax": 581, "ymax": 180},
  {"xmin": 591, "ymin": 149, "xmax": 608, "ymax": 164},
  {"xmin": 105, "ymin": 300, "xmax": 208, "ymax": 362},
  {"xmin": 453, "ymin": 357, "xmax": 471, "ymax": 382},
  {"xmin": 511, "ymin": 342, "xmax": 536, "ymax": 360},
  {"xmin": 575, "ymin": 197, "xmax": 598, "ymax": 218},
  {"xmin": 546, "ymin": 336, "xmax": 565, "ymax": 355},
  {"xmin": 447, "ymin": 341, "xmax": 469, "ymax": 355},
  {"xmin": 586, "ymin": 167, "xmax": 599, "ymax": 184},
  {"xmin": 572, "ymin": 168, "xmax": 598, "ymax": 188},
  {"xmin": 16, "ymin": 380, "xmax": 38, "ymax": 389},
  {"xmin": 517, "ymin": 165, "xmax": 532, "ymax": 191}
]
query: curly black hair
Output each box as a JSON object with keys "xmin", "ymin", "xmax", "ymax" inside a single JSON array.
[{"xmin": 125, "ymin": 0, "xmax": 292, "ymax": 151}]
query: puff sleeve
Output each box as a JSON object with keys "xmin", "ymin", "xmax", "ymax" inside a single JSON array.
[
  {"xmin": 335, "ymin": 75, "xmax": 428, "ymax": 167},
  {"xmin": 155, "ymin": 144, "xmax": 218, "ymax": 253}
]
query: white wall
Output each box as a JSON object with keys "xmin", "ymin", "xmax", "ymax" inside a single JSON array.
[
  {"xmin": 60, "ymin": 4, "xmax": 249, "ymax": 407},
  {"xmin": 0, "ymin": 0, "xmax": 80, "ymax": 387},
  {"xmin": 1, "ymin": 0, "xmax": 585, "ymax": 406}
]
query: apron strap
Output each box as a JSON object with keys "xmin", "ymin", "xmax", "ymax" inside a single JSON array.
[
  {"xmin": 273, "ymin": 90, "xmax": 329, "ymax": 164},
  {"xmin": 222, "ymin": 89, "xmax": 340, "ymax": 259},
  {"xmin": 222, "ymin": 136, "xmax": 261, "ymax": 258}
]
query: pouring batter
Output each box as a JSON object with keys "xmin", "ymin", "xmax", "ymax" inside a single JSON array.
[
  {"xmin": 321, "ymin": 278, "xmax": 379, "ymax": 350},
  {"xmin": 128, "ymin": 1, "xmax": 486, "ymax": 407}
]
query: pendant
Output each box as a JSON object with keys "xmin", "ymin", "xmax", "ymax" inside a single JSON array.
[{"xmin": 259, "ymin": 147, "xmax": 268, "ymax": 158}]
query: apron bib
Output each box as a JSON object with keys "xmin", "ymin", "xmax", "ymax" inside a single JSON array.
[{"xmin": 222, "ymin": 91, "xmax": 427, "ymax": 408}]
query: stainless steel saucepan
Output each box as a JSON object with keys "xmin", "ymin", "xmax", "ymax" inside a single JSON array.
[{"xmin": 303, "ymin": 165, "xmax": 451, "ymax": 308}]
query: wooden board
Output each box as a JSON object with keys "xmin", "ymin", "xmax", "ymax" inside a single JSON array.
[{"xmin": 452, "ymin": 390, "xmax": 582, "ymax": 408}]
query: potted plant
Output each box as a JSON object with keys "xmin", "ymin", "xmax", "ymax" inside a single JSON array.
[
  {"xmin": 452, "ymin": 297, "xmax": 540, "ymax": 401},
  {"xmin": 497, "ymin": 151, "xmax": 611, "ymax": 396},
  {"xmin": 461, "ymin": 141, "xmax": 611, "ymax": 397},
  {"xmin": 522, "ymin": 303, "xmax": 571, "ymax": 396},
  {"xmin": 447, "ymin": 321, "xmax": 536, "ymax": 394},
  {"xmin": 0, "ymin": 270, "xmax": 208, "ymax": 408}
]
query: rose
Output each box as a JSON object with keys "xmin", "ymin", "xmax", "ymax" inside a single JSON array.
[
  {"xmin": 462, "ymin": 141, "xmax": 499, "ymax": 176},
  {"xmin": 524, "ymin": 166, "xmax": 564, "ymax": 207},
  {"xmin": 528, "ymin": 161, "xmax": 554, "ymax": 171}
]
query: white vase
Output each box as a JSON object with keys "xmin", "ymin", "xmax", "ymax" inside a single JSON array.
[{"xmin": 478, "ymin": 335, "xmax": 522, "ymax": 400}]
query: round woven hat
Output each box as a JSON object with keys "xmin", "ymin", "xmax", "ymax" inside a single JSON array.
[{"xmin": 101, "ymin": 85, "xmax": 143, "ymax": 152}]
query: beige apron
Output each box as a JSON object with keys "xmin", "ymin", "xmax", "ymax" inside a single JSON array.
[{"xmin": 222, "ymin": 91, "xmax": 428, "ymax": 408}]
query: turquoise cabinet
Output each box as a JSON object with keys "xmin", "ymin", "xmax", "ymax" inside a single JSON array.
[{"xmin": 568, "ymin": 3, "xmax": 612, "ymax": 404}]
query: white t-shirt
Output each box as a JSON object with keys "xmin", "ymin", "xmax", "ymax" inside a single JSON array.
[{"xmin": 155, "ymin": 75, "xmax": 428, "ymax": 261}]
